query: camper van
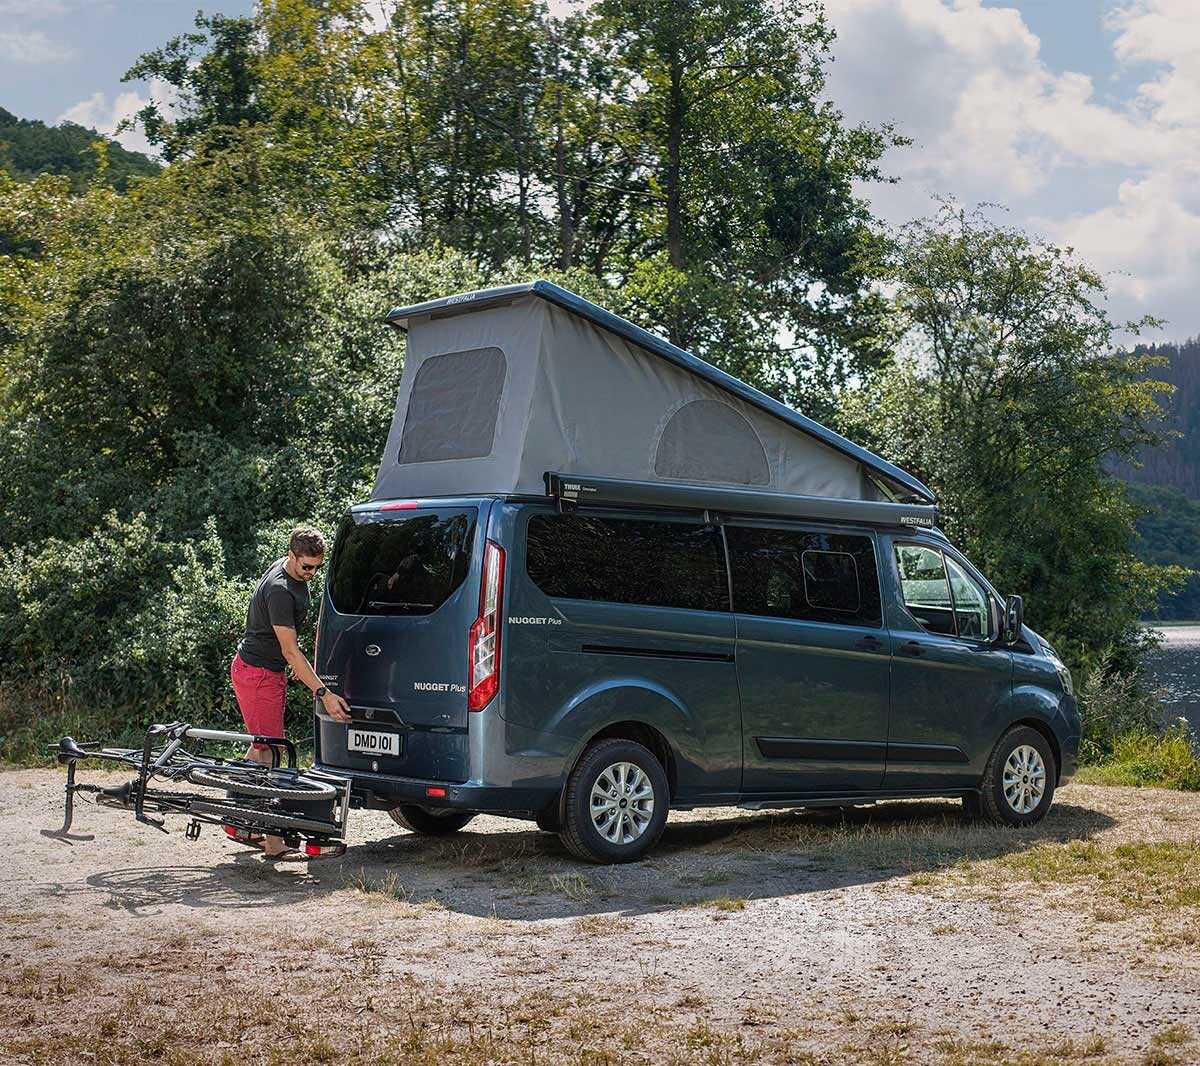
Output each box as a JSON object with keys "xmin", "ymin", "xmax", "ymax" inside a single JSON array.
[{"xmin": 312, "ymin": 282, "xmax": 1080, "ymax": 863}]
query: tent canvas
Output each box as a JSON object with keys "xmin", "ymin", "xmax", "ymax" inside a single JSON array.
[{"xmin": 373, "ymin": 281, "xmax": 934, "ymax": 506}]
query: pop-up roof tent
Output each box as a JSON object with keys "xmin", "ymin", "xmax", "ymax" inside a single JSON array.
[{"xmin": 375, "ymin": 281, "xmax": 935, "ymax": 513}]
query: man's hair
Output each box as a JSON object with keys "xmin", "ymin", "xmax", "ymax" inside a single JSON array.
[{"xmin": 289, "ymin": 526, "xmax": 326, "ymax": 558}]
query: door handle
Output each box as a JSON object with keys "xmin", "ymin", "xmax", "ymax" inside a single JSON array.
[
  {"xmin": 897, "ymin": 640, "xmax": 924, "ymax": 657},
  {"xmin": 853, "ymin": 636, "xmax": 883, "ymax": 651}
]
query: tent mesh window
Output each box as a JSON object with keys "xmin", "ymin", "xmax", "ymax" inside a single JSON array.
[
  {"xmin": 654, "ymin": 399, "xmax": 770, "ymax": 486},
  {"xmin": 399, "ymin": 346, "xmax": 506, "ymax": 464}
]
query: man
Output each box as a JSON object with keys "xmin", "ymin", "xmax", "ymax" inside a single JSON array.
[{"xmin": 230, "ymin": 526, "xmax": 351, "ymax": 860}]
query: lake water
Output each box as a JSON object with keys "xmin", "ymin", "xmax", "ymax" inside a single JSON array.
[{"xmin": 1145, "ymin": 625, "xmax": 1200, "ymax": 728}]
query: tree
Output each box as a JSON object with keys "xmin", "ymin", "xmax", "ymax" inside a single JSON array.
[
  {"xmin": 123, "ymin": 13, "xmax": 267, "ymax": 163},
  {"xmin": 841, "ymin": 204, "xmax": 1184, "ymax": 674},
  {"xmin": 588, "ymin": 0, "xmax": 905, "ymax": 406}
]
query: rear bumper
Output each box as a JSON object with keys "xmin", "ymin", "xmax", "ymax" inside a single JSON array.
[{"xmin": 313, "ymin": 762, "xmax": 559, "ymax": 814}]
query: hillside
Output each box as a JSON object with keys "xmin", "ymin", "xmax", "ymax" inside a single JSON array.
[
  {"xmin": 0, "ymin": 106, "xmax": 159, "ymax": 192},
  {"xmin": 1113, "ymin": 338, "xmax": 1200, "ymax": 498}
]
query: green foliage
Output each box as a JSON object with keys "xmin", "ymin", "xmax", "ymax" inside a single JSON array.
[
  {"xmin": 0, "ymin": 107, "xmax": 159, "ymax": 192},
  {"xmin": 841, "ymin": 204, "xmax": 1183, "ymax": 674},
  {"xmin": 115, "ymin": 0, "xmax": 901, "ymax": 405},
  {"xmin": 1077, "ymin": 728, "xmax": 1200, "ymax": 791},
  {"xmin": 0, "ymin": 3, "xmax": 1186, "ymax": 762},
  {"xmin": 1073, "ymin": 660, "xmax": 1200, "ymax": 792},
  {"xmin": 1130, "ymin": 483, "xmax": 1200, "ymax": 621}
]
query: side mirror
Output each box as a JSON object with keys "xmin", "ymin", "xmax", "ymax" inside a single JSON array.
[{"xmin": 1003, "ymin": 594, "xmax": 1024, "ymax": 644}]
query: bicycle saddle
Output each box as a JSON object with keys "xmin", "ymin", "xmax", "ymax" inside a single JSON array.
[{"xmin": 55, "ymin": 736, "xmax": 97, "ymax": 765}]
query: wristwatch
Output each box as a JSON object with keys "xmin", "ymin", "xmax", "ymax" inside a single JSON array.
[{"xmin": 315, "ymin": 686, "xmax": 328, "ymax": 699}]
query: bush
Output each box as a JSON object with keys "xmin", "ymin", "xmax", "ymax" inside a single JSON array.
[
  {"xmin": 1076, "ymin": 658, "xmax": 1166, "ymax": 765},
  {"xmin": 1077, "ymin": 726, "xmax": 1200, "ymax": 791}
]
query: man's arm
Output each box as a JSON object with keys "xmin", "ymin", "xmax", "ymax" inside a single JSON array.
[{"xmin": 273, "ymin": 624, "xmax": 352, "ymax": 722}]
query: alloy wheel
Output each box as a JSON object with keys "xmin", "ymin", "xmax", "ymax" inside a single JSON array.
[{"xmin": 590, "ymin": 761, "xmax": 655, "ymax": 845}]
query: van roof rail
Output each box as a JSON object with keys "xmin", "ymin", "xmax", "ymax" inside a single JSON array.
[{"xmin": 544, "ymin": 472, "xmax": 939, "ymax": 530}]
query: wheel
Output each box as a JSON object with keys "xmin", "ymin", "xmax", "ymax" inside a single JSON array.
[
  {"xmin": 187, "ymin": 765, "xmax": 338, "ymax": 802},
  {"xmin": 974, "ymin": 726, "xmax": 1057, "ymax": 826},
  {"xmin": 388, "ymin": 804, "xmax": 476, "ymax": 835},
  {"xmin": 560, "ymin": 738, "xmax": 669, "ymax": 864}
]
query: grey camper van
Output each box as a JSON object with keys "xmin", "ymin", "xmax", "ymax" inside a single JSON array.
[{"xmin": 312, "ymin": 283, "xmax": 1080, "ymax": 863}]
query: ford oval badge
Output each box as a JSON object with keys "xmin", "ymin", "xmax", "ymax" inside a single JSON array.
[{"xmin": 365, "ymin": 644, "xmax": 381, "ymax": 657}]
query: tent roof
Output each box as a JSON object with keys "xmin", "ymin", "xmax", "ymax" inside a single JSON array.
[{"xmin": 384, "ymin": 280, "xmax": 934, "ymax": 505}]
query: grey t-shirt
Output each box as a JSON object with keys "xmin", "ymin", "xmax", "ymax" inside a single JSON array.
[{"xmin": 237, "ymin": 558, "xmax": 310, "ymax": 672}]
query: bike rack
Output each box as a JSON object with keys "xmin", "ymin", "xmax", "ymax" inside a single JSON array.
[{"xmin": 44, "ymin": 722, "xmax": 350, "ymax": 850}]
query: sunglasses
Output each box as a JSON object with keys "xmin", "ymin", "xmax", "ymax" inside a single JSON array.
[{"xmin": 297, "ymin": 561, "xmax": 324, "ymax": 573}]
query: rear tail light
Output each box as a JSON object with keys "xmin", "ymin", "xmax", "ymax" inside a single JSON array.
[
  {"xmin": 305, "ymin": 840, "xmax": 347, "ymax": 858},
  {"xmin": 426, "ymin": 786, "xmax": 447, "ymax": 798},
  {"xmin": 224, "ymin": 824, "xmax": 252, "ymax": 842},
  {"xmin": 467, "ymin": 540, "xmax": 505, "ymax": 711}
]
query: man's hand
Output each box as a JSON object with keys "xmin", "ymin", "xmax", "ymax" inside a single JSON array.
[{"xmin": 322, "ymin": 690, "xmax": 352, "ymax": 722}]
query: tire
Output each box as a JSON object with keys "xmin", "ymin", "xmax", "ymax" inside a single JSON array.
[
  {"xmin": 560, "ymin": 738, "xmax": 669, "ymax": 864},
  {"xmin": 187, "ymin": 765, "xmax": 338, "ymax": 803},
  {"xmin": 190, "ymin": 799, "xmax": 339, "ymax": 835},
  {"xmin": 974, "ymin": 725, "xmax": 1057, "ymax": 827},
  {"xmin": 388, "ymin": 804, "xmax": 476, "ymax": 835}
]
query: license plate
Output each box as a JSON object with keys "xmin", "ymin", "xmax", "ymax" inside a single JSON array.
[{"xmin": 347, "ymin": 728, "xmax": 402, "ymax": 757}]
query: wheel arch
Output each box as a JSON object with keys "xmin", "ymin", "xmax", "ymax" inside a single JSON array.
[{"xmin": 556, "ymin": 719, "xmax": 679, "ymax": 825}]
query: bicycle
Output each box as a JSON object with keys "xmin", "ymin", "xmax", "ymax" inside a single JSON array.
[{"xmin": 44, "ymin": 721, "xmax": 352, "ymax": 858}]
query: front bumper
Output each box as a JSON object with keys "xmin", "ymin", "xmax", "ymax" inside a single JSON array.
[
  {"xmin": 1058, "ymin": 732, "xmax": 1081, "ymax": 784},
  {"xmin": 313, "ymin": 762, "xmax": 559, "ymax": 814}
]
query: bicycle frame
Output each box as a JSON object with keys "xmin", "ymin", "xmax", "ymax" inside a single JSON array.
[{"xmin": 45, "ymin": 722, "xmax": 351, "ymax": 850}]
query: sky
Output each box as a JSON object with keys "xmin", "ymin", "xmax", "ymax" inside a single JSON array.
[{"xmin": 1, "ymin": 0, "xmax": 1198, "ymax": 342}]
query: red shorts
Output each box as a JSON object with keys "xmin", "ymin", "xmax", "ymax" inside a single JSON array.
[{"xmin": 230, "ymin": 654, "xmax": 287, "ymax": 751}]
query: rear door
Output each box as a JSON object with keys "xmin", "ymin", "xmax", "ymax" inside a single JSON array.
[
  {"xmin": 727, "ymin": 522, "xmax": 891, "ymax": 794},
  {"xmin": 315, "ymin": 501, "xmax": 487, "ymax": 782}
]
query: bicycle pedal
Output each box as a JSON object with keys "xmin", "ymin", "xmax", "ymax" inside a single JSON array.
[{"xmin": 185, "ymin": 819, "xmax": 202, "ymax": 841}]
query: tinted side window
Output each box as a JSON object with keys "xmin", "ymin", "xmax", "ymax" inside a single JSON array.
[
  {"xmin": 526, "ymin": 514, "xmax": 729, "ymax": 612},
  {"xmin": 726, "ymin": 527, "xmax": 881, "ymax": 627},
  {"xmin": 329, "ymin": 509, "xmax": 476, "ymax": 616}
]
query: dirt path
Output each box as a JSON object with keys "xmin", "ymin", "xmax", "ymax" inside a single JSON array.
[{"xmin": 3, "ymin": 770, "xmax": 1198, "ymax": 1065}]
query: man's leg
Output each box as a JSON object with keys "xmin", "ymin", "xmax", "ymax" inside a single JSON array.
[{"xmin": 231, "ymin": 656, "xmax": 299, "ymax": 858}]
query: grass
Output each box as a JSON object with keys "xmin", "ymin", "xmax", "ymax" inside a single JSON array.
[
  {"xmin": 1076, "ymin": 728, "xmax": 1200, "ymax": 791},
  {"xmin": 942, "ymin": 838, "xmax": 1200, "ymax": 920}
]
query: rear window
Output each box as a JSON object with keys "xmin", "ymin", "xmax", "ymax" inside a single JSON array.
[
  {"xmin": 726, "ymin": 526, "xmax": 882, "ymax": 627},
  {"xmin": 526, "ymin": 513, "xmax": 729, "ymax": 613},
  {"xmin": 328, "ymin": 508, "xmax": 476, "ymax": 616}
]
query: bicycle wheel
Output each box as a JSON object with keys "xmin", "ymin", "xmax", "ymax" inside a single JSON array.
[
  {"xmin": 190, "ymin": 799, "xmax": 340, "ymax": 835},
  {"xmin": 186, "ymin": 764, "xmax": 338, "ymax": 802}
]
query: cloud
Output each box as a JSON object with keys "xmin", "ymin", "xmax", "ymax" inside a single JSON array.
[
  {"xmin": 59, "ymin": 87, "xmax": 162, "ymax": 157},
  {"xmin": 823, "ymin": 0, "xmax": 1200, "ymax": 340},
  {"xmin": 0, "ymin": 1, "xmax": 70, "ymax": 16},
  {"xmin": 0, "ymin": 28, "xmax": 76, "ymax": 64}
]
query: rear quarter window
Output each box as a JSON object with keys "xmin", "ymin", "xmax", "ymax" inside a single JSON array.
[
  {"xmin": 525, "ymin": 513, "xmax": 729, "ymax": 613},
  {"xmin": 328, "ymin": 508, "xmax": 476, "ymax": 616}
]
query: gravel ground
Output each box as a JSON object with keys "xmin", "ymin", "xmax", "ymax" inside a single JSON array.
[{"xmin": 3, "ymin": 769, "xmax": 1198, "ymax": 1065}]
